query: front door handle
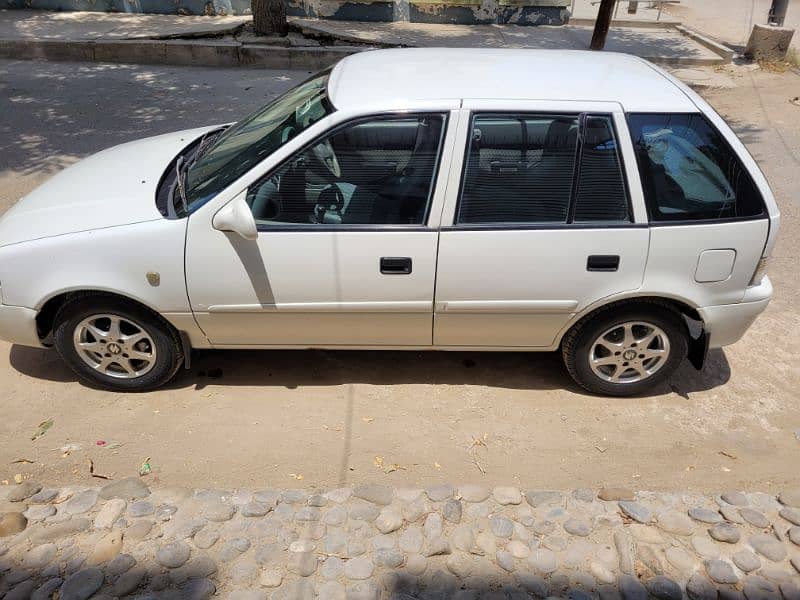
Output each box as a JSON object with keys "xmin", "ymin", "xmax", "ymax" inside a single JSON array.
[
  {"xmin": 587, "ymin": 255, "xmax": 620, "ymax": 272},
  {"xmin": 380, "ymin": 257, "xmax": 412, "ymax": 275}
]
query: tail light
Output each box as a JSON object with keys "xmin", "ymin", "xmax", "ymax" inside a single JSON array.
[{"xmin": 749, "ymin": 257, "xmax": 770, "ymax": 286}]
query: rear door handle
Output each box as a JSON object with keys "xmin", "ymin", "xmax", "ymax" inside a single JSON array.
[
  {"xmin": 380, "ymin": 257, "xmax": 412, "ymax": 275},
  {"xmin": 587, "ymin": 255, "xmax": 620, "ymax": 272}
]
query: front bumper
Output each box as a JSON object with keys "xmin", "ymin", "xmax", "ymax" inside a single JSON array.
[
  {"xmin": 0, "ymin": 304, "xmax": 45, "ymax": 348},
  {"xmin": 697, "ymin": 276, "xmax": 772, "ymax": 349}
]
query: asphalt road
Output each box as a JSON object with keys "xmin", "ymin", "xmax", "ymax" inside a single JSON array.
[{"xmin": 0, "ymin": 59, "xmax": 798, "ymax": 494}]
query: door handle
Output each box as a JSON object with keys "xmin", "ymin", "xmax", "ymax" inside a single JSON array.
[
  {"xmin": 587, "ymin": 255, "xmax": 620, "ymax": 272},
  {"xmin": 380, "ymin": 257, "xmax": 412, "ymax": 275}
]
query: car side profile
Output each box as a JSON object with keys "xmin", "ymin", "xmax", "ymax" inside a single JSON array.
[{"xmin": 0, "ymin": 49, "xmax": 778, "ymax": 395}]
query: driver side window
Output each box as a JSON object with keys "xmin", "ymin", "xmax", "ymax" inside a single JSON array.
[{"xmin": 247, "ymin": 114, "xmax": 447, "ymax": 227}]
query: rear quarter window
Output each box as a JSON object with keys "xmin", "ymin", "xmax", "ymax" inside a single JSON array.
[{"xmin": 627, "ymin": 113, "xmax": 765, "ymax": 222}]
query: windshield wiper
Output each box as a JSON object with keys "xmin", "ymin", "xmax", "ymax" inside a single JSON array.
[{"xmin": 173, "ymin": 156, "xmax": 189, "ymax": 216}]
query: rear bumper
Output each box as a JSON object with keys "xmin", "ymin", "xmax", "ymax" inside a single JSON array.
[
  {"xmin": 0, "ymin": 304, "xmax": 44, "ymax": 348},
  {"xmin": 698, "ymin": 276, "xmax": 772, "ymax": 349}
]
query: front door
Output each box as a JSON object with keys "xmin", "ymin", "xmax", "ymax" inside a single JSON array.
[
  {"xmin": 434, "ymin": 102, "xmax": 650, "ymax": 348},
  {"xmin": 185, "ymin": 111, "xmax": 456, "ymax": 347}
]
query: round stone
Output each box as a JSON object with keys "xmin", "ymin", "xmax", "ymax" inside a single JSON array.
[
  {"xmin": 399, "ymin": 526, "xmax": 424, "ymax": 553},
  {"xmin": 646, "ymin": 576, "xmax": 682, "ymax": 600},
  {"xmin": 349, "ymin": 502, "xmax": 380, "ymax": 522},
  {"xmin": 372, "ymin": 533, "xmax": 395, "ymax": 550},
  {"xmin": 733, "ymin": 550, "xmax": 762, "ymax": 573},
  {"xmin": 8, "ymin": 482, "xmax": 42, "ymax": 502},
  {"xmin": 665, "ymin": 547, "xmax": 697, "ymax": 575},
  {"xmin": 106, "ymin": 553, "xmax": 136, "ymax": 576},
  {"xmin": 346, "ymin": 581, "xmax": 379, "ymax": 600},
  {"xmin": 709, "ymin": 522, "xmax": 741, "ymax": 543},
  {"xmin": 706, "ymin": 559, "xmax": 739, "ymax": 584},
  {"xmin": 689, "ymin": 507, "xmax": 723, "ymax": 524},
  {"xmin": 59, "ymin": 567, "xmax": 104, "ymax": 600},
  {"xmin": 288, "ymin": 551, "xmax": 317, "ymax": 576},
  {"xmin": 23, "ymin": 504, "xmax": 56, "ymax": 522},
  {"xmin": 94, "ymin": 498, "xmax": 126, "ymax": 529},
  {"xmin": 424, "ymin": 512, "xmax": 443, "ymax": 538},
  {"xmin": 319, "ymin": 581, "xmax": 345, "ymax": 600},
  {"xmin": 157, "ymin": 540, "xmax": 191, "ymax": 568},
  {"xmin": 64, "ymin": 490, "xmax": 99, "ymax": 515},
  {"xmin": 619, "ymin": 501, "xmax": 652, "ymax": 524},
  {"xmin": 563, "ymin": 518, "xmax": 591, "ymax": 537},
  {"xmin": 320, "ymin": 557, "xmax": 343, "ymax": 580},
  {"xmin": 281, "ymin": 489, "xmax": 308, "ymax": 504},
  {"xmin": 0, "ymin": 512, "xmax": 27, "ymax": 537},
  {"xmin": 86, "ymin": 530, "xmax": 123, "ymax": 565},
  {"xmin": 490, "ymin": 516, "xmax": 514, "ymax": 538},
  {"xmin": 721, "ymin": 491, "xmax": 749, "ymax": 506},
  {"xmin": 692, "ymin": 535, "xmax": 720, "ymax": 559},
  {"xmin": 497, "ymin": 550, "xmax": 516, "ymax": 572},
  {"xmin": 345, "ymin": 556, "xmax": 374, "ymax": 580},
  {"xmin": 743, "ymin": 575, "xmax": 780, "ymax": 600},
  {"xmin": 721, "ymin": 506, "xmax": 746, "ymax": 523},
  {"xmin": 493, "ymin": 487, "xmax": 523, "ymax": 505},
  {"xmin": 405, "ymin": 554, "xmax": 428, "ymax": 575},
  {"xmin": 23, "ymin": 543, "xmax": 57, "ymax": 569},
  {"xmin": 446, "ymin": 552, "xmax": 475, "ymax": 577},
  {"xmin": 528, "ymin": 548, "xmax": 559, "ymax": 574},
  {"xmin": 656, "ymin": 511, "xmax": 694, "ymax": 535},
  {"xmin": 788, "ymin": 526, "xmax": 800, "ymax": 546},
  {"xmin": 619, "ymin": 574, "xmax": 648, "ymax": 600},
  {"xmin": 202, "ymin": 500, "xmax": 235, "ymax": 522},
  {"xmin": 374, "ymin": 549, "xmax": 404, "ymax": 568},
  {"xmin": 591, "ymin": 560, "xmax": 616, "ymax": 584},
  {"xmin": 515, "ymin": 573, "xmax": 548, "ymax": 597},
  {"xmin": 443, "ymin": 499, "xmax": 462, "ymax": 523},
  {"xmin": 33, "ymin": 579, "xmax": 64, "ymax": 600},
  {"xmin": 375, "ymin": 506, "xmax": 403, "ymax": 534},
  {"xmin": 425, "ymin": 483, "xmax": 454, "ymax": 502},
  {"xmin": 126, "ymin": 519, "xmax": 153, "ymax": 541},
  {"xmin": 459, "ymin": 485, "xmax": 490, "ymax": 503},
  {"xmin": 128, "ymin": 501, "xmax": 155, "ymax": 518},
  {"xmin": 221, "ymin": 537, "xmax": 252, "ymax": 562},
  {"xmin": 750, "ymin": 534, "xmax": 788, "ymax": 562},
  {"xmin": 507, "ymin": 540, "xmax": 531, "ymax": 559},
  {"xmin": 353, "ymin": 484, "xmax": 393, "ymax": 506},
  {"xmin": 295, "ymin": 506, "xmax": 320, "ymax": 522},
  {"xmin": 739, "ymin": 507, "xmax": 770, "ymax": 528},
  {"xmin": 181, "ymin": 577, "xmax": 216, "ymax": 599},
  {"xmin": 686, "ymin": 572, "xmax": 717, "ymax": 600},
  {"xmin": 779, "ymin": 507, "xmax": 800, "ymax": 526},
  {"xmin": 29, "ymin": 489, "xmax": 59, "ymax": 504},
  {"xmin": 99, "ymin": 477, "xmax": 150, "ymax": 500},
  {"xmin": 241, "ymin": 501, "xmax": 269, "ymax": 517},
  {"xmin": 253, "ymin": 489, "xmax": 281, "ymax": 506}
]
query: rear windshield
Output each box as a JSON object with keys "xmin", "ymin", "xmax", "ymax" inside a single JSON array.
[{"xmin": 627, "ymin": 113, "xmax": 765, "ymax": 222}]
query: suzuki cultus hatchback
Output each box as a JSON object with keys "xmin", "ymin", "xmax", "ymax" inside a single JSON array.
[{"xmin": 0, "ymin": 49, "xmax": 778, "ymax": 395}]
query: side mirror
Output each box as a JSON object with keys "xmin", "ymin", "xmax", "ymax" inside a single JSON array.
[{"xmin": 212, "ymin": 190, "xmax": 258, "ymax": 241}]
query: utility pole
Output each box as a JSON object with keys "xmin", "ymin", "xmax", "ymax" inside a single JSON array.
[
  {"xmin": 767, "ymin": 0, "xmax": 789, "ymax": 26},
  {"xmin": 590, "ymin": 0, "xmax": 616, "ymax": 50}
]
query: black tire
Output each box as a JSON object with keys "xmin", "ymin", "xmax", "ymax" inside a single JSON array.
[
  {"xmin": 53, "ymin": 294, "xmax": 183, "ymax": 392},
  {"xmin": 562, "ymin": 302, "xmax": 688, "ymax": 397}
]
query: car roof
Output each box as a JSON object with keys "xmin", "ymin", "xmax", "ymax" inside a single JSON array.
[{"xmin": 327, "ymin": 48, "xmax": 698, "ymax": 113}]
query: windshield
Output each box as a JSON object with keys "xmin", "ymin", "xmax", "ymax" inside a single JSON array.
[{"xmin": 184, "ymin": 71, "xmax": 333, "ymax": 210}]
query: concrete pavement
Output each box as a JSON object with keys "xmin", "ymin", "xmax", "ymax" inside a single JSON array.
[{"xmin": 0, "ymin": 8, "xmax": 731, "ymax": 68}]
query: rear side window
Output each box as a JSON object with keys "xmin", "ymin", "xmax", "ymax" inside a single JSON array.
[
  {"xmin": 456, "ymin": 113, "xmax": 630, "ymax": 225},
  {"xmin": 627, "ymin": 113, "xmax": 765, "ymax": 222}
]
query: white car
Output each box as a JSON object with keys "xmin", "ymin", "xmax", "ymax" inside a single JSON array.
[{"xmin": 0, "ymin": 49, "xmax": 778, "ymax": 395}]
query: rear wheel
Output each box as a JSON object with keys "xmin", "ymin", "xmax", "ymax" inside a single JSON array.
[
  {"xmin": 53, "ymin": 295, "xmax": 183, "ymax": 391},
  {"xmin": 562, "ymin": 304, "xmax": 688, "ymax": 396}
]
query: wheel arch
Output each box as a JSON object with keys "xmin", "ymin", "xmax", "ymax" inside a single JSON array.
[
  {"xmin": 36, "ymin": 288, "xmax": 176, "ymax": 345},
  {"xmin": 556, "ymin": 294, "xmax": 707, "ymax": 369}
]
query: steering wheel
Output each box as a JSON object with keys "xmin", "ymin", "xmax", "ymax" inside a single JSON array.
[
  {"xmin": 311, "ymin": 139, "xmax": 341, "ymax": 179},
  {"xmin": 314, "ymin": 184, "xmax": 345, "ymax": 224}
]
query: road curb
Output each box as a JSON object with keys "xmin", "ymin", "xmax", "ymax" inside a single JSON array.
[
  {"xmin": 0, "ymin": 37, "xmax": 365, "ymax": 69},
  {"xmin": 675, "ymin": 24, "xmax": 735, "ymax": 63}
]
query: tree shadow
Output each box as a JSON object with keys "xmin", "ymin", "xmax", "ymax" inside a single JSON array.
[{"xmin": 9, "ymin": 344, "xmax": 731, "ymax": 396}]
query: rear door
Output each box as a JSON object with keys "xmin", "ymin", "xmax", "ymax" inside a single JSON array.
[{"xmin": 433, "ymin": 100, "xmax": 650, "ymax": 348}]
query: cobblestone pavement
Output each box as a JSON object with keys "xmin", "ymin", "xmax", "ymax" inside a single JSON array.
[{"xmin": 2, "ymin": 482, "xmax": 800, "ymax": 599}]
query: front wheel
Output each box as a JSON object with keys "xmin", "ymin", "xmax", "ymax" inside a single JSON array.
[
  {"xmin": 53, "ymin": 295, "xmax": 183, "ymax": 392},
  {"xmin": 562, "ymin": 304, "xmax": 688, "ymax": 397}
]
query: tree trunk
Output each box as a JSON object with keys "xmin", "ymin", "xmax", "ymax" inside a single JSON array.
[
  {"xmin": 590, "ymin": 0, "xmax": 615, "ymax": 50},
  {"xmin": 252, "ymin": 0, "xmax": 287, "ymax": 36}
]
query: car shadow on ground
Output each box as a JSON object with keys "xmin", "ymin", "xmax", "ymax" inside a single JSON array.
[{"xmin": 9, "ymin": 345, "xmax": 731, "ymax": 397}]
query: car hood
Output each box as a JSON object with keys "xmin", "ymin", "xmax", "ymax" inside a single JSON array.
[{"xmin": 0, "ymin": 126, "xmax": 219, "ymax": 247}]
